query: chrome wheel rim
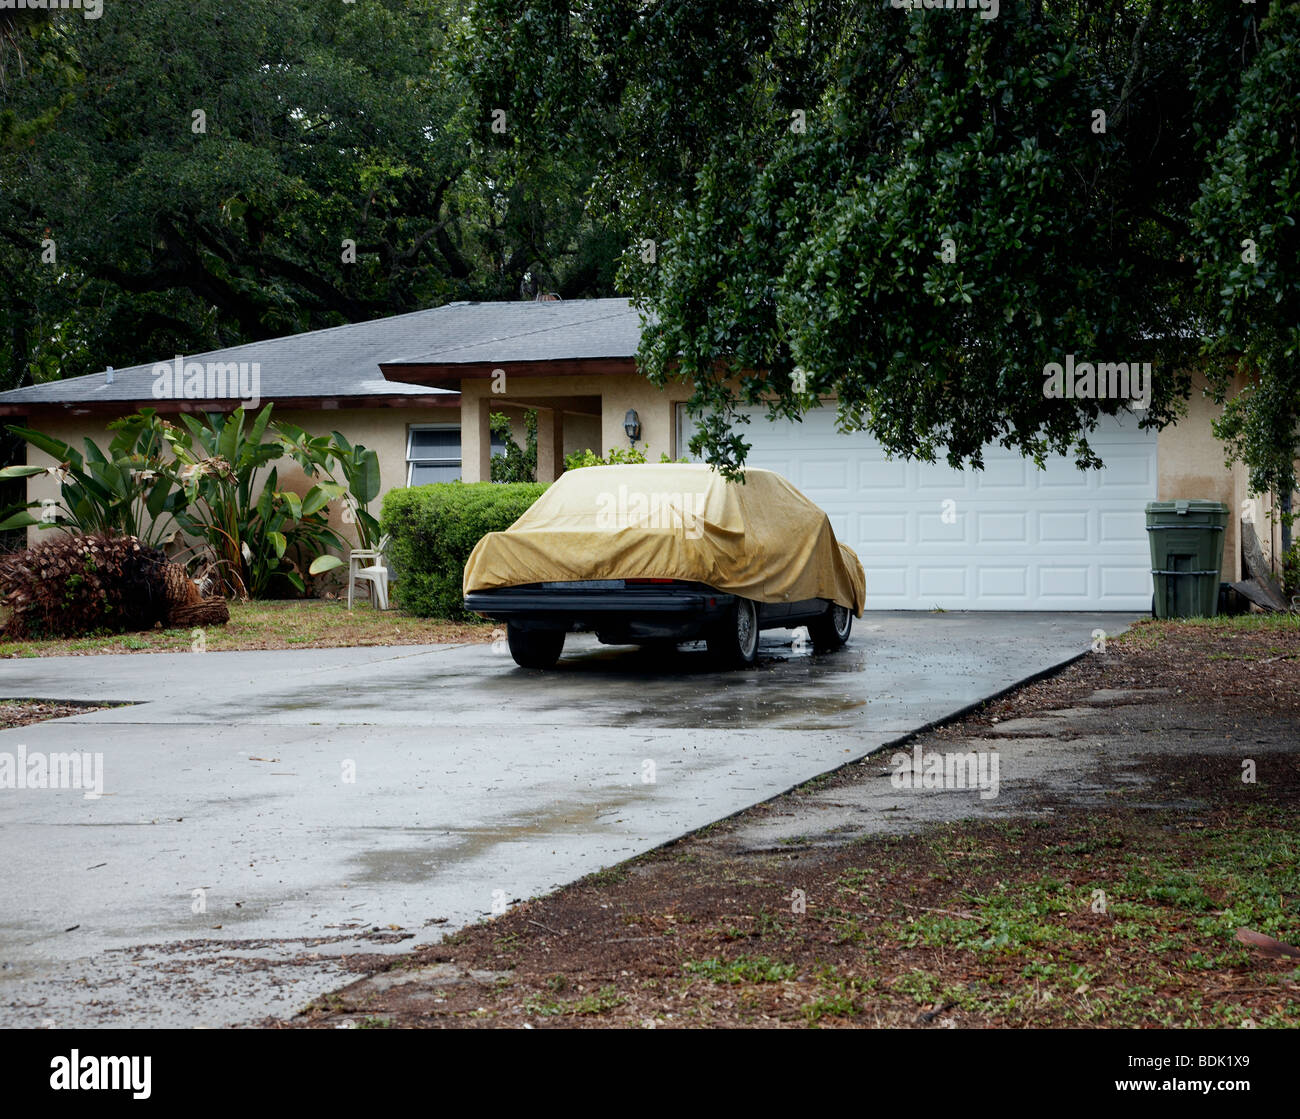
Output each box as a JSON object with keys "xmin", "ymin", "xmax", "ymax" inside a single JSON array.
[
  {"xmin": 737, "ymin": 600, "xmax": 757, "ymax": 657},
  {"xmin": 832, "ymin": 604, "xmax": 850, "ymax": 637}
]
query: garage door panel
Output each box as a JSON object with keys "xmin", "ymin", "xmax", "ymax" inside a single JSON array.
[
  {"xmin": 918, "ymin": 514, "xmax": 966, "ymax": 543},
  {"xmin": 1092, "ymin": 453, "xmax": 1156, "ymax": 489},
  {"xmin": 918, "ymin": 567, "xmax": 968, "ymax": 597},
  {"xmin": 1035, "ymin": 462, "xmax": 1093, "ymax": 490},
  {"xmin": 1099, "ymin": 510, "xmax": 1148, "ymax": 545},
  {"xmin": 859, "ymin": 512, "xmax": 908, "ymax": 543},
  {"xmin": 1039, "ymin": 567, "xmax": 1092, "ymax": 598},
  {"xmin": 978, "ymin": 567, "xmax": 1029, "ymax": 597},
  {"xmin": 711, "ymin": 405, "xmax": 1156, "ymax": 610},
  {"xmin": 1038, "ymin": 511, "xmax": 1091, "ymax": 544},
  {"xmin": 858, "ymin": 459, "xmax": 908, "ymax": 488},
  {"xmin": 913, "ymin": 464, "xmax": 970, "ymax": 493},
  {"xmin": 1101, "ymin": 566, "xmax": 1154, "ymax": 598},
  {"xmin": 866, "ymin": 567, "xmax": 909, "ymax": 601},
  {"xmin": 974, "ymin": 459, "xmax": 1028, "ymax": 489},
  {"xmin": 976, "ymin": 511, "xmax": 1029, "ymax": 544},
  {"xmin": 798, "ymin": 459, "xmax": 848, "ymax": 491}
]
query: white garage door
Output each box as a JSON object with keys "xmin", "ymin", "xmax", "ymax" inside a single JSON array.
[{"xmin": 679, "ymin": 405, "xmax": 1157, "ymax": 610}]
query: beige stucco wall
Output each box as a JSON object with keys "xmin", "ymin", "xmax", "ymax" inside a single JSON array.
[
  {"xmin": 1153, "ymin": 365, "xmax": 1271, "ymax": 583},
  {"xmin": 565, "ymin": 413, "xmax": 602, "ymax": 457}
]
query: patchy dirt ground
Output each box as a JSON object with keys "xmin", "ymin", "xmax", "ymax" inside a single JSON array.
[
  {"xmin": 283, "ymin": 617, "xmax": 1300, "ymax": 1029},
  {"xmin": 0, "ymin": 699, "xmax": 112, "ymax": 730}
]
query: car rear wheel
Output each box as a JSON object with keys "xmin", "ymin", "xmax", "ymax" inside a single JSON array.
[
  {"xmin": 707, "ymin": 597, "xmax": 759, "ymax": 666},
  {"xmin": 809, "ymin": 601, "xmax": 852, "ymax": 652},
  {"xmin": 506, "ymin": 623, "xmax": 565, "ymax": 669}
]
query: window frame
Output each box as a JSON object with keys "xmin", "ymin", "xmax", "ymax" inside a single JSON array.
[{"xmin": 405, "ymin": 423, "xmax": 508, "ymax": 485}]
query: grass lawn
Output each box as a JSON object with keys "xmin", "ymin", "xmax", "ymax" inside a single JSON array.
[{"xmin": 0, "ymin": 599, "xmax": 496, "ymax": 658}]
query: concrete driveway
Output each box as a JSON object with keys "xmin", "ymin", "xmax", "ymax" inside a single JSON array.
[{"xmin": 0, "ymin": 611, "xmax": 1135, "ymax": 1027}]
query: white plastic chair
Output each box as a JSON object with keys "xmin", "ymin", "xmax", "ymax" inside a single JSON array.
[{"xmin": 347, "ymin": 534, "xmax": 391, "ymax": 610}]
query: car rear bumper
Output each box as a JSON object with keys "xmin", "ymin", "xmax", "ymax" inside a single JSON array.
[{"xmin": 464, "ymin": 583, "xmax": 736, "ymax": 639}]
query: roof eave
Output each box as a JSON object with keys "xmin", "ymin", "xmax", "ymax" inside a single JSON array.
[
  {"xmin": 378, "ymin": 356, "xmax": 640, "ymax": 390},
  {"xmin": 0, "ymin": 392, "xmax": 462, "ymax": 418}
]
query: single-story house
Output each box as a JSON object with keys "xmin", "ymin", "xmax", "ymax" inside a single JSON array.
[{"xmin": 0, "ymin": 296, "xmax": 1275, "ymax": 610}]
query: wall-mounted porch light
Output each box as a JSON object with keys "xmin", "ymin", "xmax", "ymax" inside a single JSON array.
[{"xmin": 623, "ymin": 408, "xmax": 641, "ymax": 444}]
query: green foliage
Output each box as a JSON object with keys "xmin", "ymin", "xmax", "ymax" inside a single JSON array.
[
  {"xmin": 0, "ymin": 0, "xmax": 623, "ymax": 400},
  {"xmin": 162, "ymin": 406, "xmax": 345, "ymax": 598},
  {"xmin": 1194, "ymin": 1, "xmax": 1300, "ymax": 499},
  {"xmin": 562, "ymin": 447, "xmax": 685, "ymax": 470},
  {"xmin": 475, "ymin": 1, "xmax": 1280, "ymax": 479},
  {"xmin": 0, "ymin": 413, "xmax": 187, "ymax": 545},
  {"xmin": 380, "ymin": 481, "xmax": 548, "ymax": 618},
  {"xmin": 3, "ymin": 405, "xmax": 383, "ymax": 599},
  {"xmin": 683, "ymin": 955, "xmax": 797, "ymax": 984},
  {"xmin": 1283, "ymin": 543, "xmax": 1300, "ymax": 603},
  {"xmin": 490, "ymin": 411, "xmax": 538, "ymax": 483}
]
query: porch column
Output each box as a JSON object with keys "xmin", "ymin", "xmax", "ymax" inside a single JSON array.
[
  {"xmin": 535, "ymin": 406, "xmax": 565, "ymax": 482},
  {"xmin": 462, "ymin": 393, "xmax": 492, "ymax": 483}
]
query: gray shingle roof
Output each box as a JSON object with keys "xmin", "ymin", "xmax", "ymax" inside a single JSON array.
[
  {"xmin": 380, "ymin": 297, "xmax": 645, "ymax": 366},
  {"xmin": 0, "ymin": 297, "xmax": 645, "ymax": 409}
]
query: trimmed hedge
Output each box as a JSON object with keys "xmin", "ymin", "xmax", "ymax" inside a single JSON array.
[{"xmin": 381, "ymin": 481, "xmax": 549, "ymax": 619}]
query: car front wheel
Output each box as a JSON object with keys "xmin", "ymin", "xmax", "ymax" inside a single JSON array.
[
  {"xmin": 707, "ymin": 597, "xmax": 759, "ymax": 666},
  {"xmin": 506, "ymin": 623, "xmax": 565, "ymax": 669},
  {"xmin": 809, "ymin": 601, "xmax": 852, "ymax": 652}
]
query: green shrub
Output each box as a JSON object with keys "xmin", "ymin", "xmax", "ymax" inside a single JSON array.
[
  {"xmin": 563, "ymin": 446, "xmax": 686, "ymax": 470},
  {"xmin": 490, "ymin": 411, "xmax": 538, "ymax": 483},
  {"xmin": 381, "ymin": 481, "xmax": 549, "ymax": 618}
]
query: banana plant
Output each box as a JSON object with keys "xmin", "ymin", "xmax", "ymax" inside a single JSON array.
[
  {"xmin": 0, "ymin": 413, "xmax": 188, "ymax": 546},
  {"xmin": 263, "ymin": 422, "xmax": 383, "ymax": 578},
  {"xmin": 164, "ymin": 405, "xmax": 345, "ymax": 598},
  {"xmin": 326, "ymin": 429, "xmax": 382, "ymax": 550}
]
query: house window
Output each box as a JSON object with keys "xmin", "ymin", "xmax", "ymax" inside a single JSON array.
[
  {"xmin": 674, "ymin": 402, "xmax": 705, "ymax": 463},
  {"xmin": 406, "ymin": 424, "xmax": 506, "ymax": 484}
]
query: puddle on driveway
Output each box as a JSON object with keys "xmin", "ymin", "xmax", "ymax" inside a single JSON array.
[
  {"xmin": 345, "ymin": 789, "xmax": 648, "ymax": 885},
  {"xmin": 186, "ymin": 638, "xmax": 882, "ymax": 730}
]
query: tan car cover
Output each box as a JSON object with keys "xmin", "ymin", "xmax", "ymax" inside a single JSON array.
[{"xmin": 463, "ymin": 463, "xmax": 865, "ymax": 616}]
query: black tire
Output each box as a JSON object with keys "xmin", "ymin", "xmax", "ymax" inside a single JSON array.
[
  {"xmin": 808, "ymin": 601, "xmax": 852, "ymax": 652},
  {"xmin": 706, "ymin": 597, "xmax": 759, "ymax": 666},
  {"xmin": 506, "ymin": 623, "xmax": 565, "ymax": 669}
]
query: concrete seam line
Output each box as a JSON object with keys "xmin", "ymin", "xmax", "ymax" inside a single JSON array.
[{"xmin": 871, "ymin": 648, "xmax": 1091, "ymax": 756}]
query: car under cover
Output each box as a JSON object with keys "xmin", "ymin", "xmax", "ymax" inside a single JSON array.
[{"xmin": 462, "ymin": 463, "xmax": 865, "ymax": 615}]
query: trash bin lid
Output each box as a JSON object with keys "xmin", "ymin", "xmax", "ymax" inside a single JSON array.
[{"xmin": 1145, "ymin": 500, "xmax": 1230, "ymax": 515}]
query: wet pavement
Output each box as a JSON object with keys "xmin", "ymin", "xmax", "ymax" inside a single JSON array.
[{"xmin": 0, "ymin": 611, "xmax": 1136, "ymax": 1026}]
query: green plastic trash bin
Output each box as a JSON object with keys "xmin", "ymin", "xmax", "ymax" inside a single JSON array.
[{"xmin": 1145, "ymin": 500, "xmax": 1229, "ymax": 618}]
